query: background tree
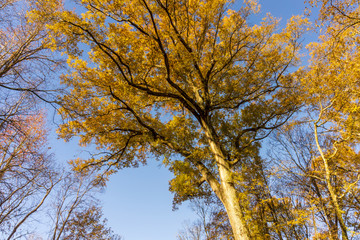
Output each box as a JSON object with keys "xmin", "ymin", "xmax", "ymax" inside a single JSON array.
[
  {"xmin": 0, "ymin": 0, "xmax": 58, "ymax": 238},
  {"xmin": 0, "ymin": 111, "xmax": 58, "ymax": 239},
  {"xmin": 177, "ymin": 198, "xmax": 233, "ymax": 240},
  {"xmin": 267, "ymin": 1, "xmax": 360, "ymax": 238},
  {"xmin": 0, "ymin": 0, "xmax": 60, "ymax": 111},
  {"xmin": 308, "ymin": 1, "xmax": 360, "ymax": 238},
  {"xmin": 32, "ymin": 0, "xmax": 310, "ymax": 239},
  {"xmin": 0, "ymin": 1, "xmax": 122, "ymax": 239},
  {"xmin": 61, "ymin": 204, "xmax": 122, "ymax": 240},
  {"xmin": 49, "ymin": 171, "xmax": 107, "ymax": 240},
  {"xmin": 270, "ymin": 126, "xmax": 341, "ymax": 239},
  {"xmin": 47, "ymin": 171, "xmax": 121, "ymax": 240}
]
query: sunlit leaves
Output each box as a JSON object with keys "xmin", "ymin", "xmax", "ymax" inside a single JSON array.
[{"xmin": 32, "ymin": 1, "xmax": 310, "ymax": 238}]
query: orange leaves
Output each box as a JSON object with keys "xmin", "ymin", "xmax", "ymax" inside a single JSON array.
[{"xmin": 0, "ymin": 111, "xmax": 49, "ymax": 168}]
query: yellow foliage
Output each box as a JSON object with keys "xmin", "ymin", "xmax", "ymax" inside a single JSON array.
[{"xmin": 31, "ymin": 1, "xmax": 310, "ymax": 238}]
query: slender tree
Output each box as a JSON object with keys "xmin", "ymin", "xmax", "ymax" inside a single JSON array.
[{"xmin": 268, "ymin": 2, "xmax": 360, "ymax": 238}]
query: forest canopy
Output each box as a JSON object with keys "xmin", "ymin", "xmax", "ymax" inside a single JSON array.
[{"xmin": 1, "ymin": 0, "xmax": 360, "ymax": 239}]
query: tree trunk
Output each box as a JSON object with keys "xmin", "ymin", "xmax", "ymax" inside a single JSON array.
[
  {"xmin": 203, "ymin": 123, "xmax": 251, "ymax": 240},
  {"xmin": 314, "ymin": 123, "xmax": 348, "ymax": 240},
  {"xmin": 219, "ymin": 174, "xmax": 251, "ymax": 240}
]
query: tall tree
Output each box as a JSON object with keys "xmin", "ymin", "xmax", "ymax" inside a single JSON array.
[
  {"xmin": 33, "ymin": 0, "xmax": 308, "ymax": 239},
  {"xmin": 268, "ymin": 1, "xmax": 360, "ymax": 238},
  {"xmin": 309, "ymin": 1, "xmax": 360, "ymax": 239}
]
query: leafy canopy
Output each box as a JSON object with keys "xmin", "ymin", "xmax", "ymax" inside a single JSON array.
[{"xmin": 33, "ymin": 0, "xmax": 308, "ymax": 204}]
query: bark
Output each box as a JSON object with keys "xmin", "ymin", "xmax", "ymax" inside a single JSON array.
[
  {"xmin": 219, "ymin": 175, "xmax": 251, "ymax": 240},
  {"xmin": 202, "ymin": 122, "xmax": 251, "ymax": 240}
]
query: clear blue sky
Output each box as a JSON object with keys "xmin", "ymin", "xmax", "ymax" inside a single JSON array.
[{"xmin": 50, "ymin": 1, "xmax": 310, "ymax": 239}]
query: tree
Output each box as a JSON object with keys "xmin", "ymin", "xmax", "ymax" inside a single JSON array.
[
  {"xmin": 0, "ymin": 1, "xmax": 114, "ymax": 239},
  {"xmin": 48, "ymin": 171, "xmax": 113, "ymax": 240},
  {"xmin": 306, "ymin": 1, "xmax": 360, "ymax": 239},
  {"xmin": 0, "ymin": 112, "xmax": 120, "ymax": 239},
  {"xmin": 0, "ymin": 0, "xmax": 60, "ymax": 111},
  {"xmin": 33, "ymin": 0, "xmax": 309, "ymax": 239},
  {"xmin": 61, "ymin": 204, "xmax": 122, "ymax": 240},
  {"xmin": 270, "ymin": 125, "xmax": 342, "ymax": 239},
  {"xmin": 46, "ymin": 170, "xmax": 122, "ymax": 240},
  {"xmin": 0, "ymin": 0, "xmax": 59, "ymax": 238},
  {"xmin": 177, "ymin": 198, "xmax": 233, "ymax": 240},
  {"xmin": 270, "ymin": 97, "xmax": 360, "ymax": 240},
  {"xmin": 0, "ymin": 111, "xmax": 58, "ymax": 240},
  {"xmin": 266, "ymin": 1, "xmax": 360, "ymax": 238}
]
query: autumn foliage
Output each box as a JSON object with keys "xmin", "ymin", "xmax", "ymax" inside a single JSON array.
[
  {"xmin": 2, "ymin": 0, "xmax": 360, "ymax": 239},
  {"xmin": 31, "ymin": 0, "xmax": 313, "ymax": 239}
]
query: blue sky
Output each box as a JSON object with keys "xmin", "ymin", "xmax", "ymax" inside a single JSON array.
[{"xmin": 50, "ymin": 1, "xmax": 310, "ymax": 239}]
